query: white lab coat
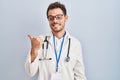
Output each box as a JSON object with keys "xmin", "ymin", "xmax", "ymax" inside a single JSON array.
[{"xmin": 25, "ymin": 32, "xmax": 87, "ymax": 80}]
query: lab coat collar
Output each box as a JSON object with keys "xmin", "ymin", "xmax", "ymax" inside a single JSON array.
[{"xmin": 46, "ymin": 31, "xmax": 71, "ymax": 44}]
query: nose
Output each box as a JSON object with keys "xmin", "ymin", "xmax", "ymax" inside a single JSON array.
[{"xmin": 52, "ymin": 17, "xmax": 58, "ymax": 22}]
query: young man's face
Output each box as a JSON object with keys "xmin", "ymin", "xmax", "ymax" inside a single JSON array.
[{"xmin": 47, "ymin": 8, "xmax": 68, "ymax": 33}]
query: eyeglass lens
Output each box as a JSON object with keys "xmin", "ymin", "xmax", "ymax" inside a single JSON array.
[{"xmin": 48, "ymin": 14, "xmax": 64, "ymax": 21}]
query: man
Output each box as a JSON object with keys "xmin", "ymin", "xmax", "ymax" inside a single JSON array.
[{"xmin": 25, "ymin": 2, "xmax": 87, "ymax": 80}]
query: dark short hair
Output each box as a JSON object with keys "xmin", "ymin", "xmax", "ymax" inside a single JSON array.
[{"xmin": 46, "ymin": 2, "xmax": 67, "ymax": 17}]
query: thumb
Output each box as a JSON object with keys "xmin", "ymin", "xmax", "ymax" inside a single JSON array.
[{"xmin": 28, "ymin": 34, "xmax": 33, "ymax": 40}]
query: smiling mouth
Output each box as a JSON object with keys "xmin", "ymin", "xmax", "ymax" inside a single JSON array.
[{"xmin": 53, "ymin": 23, "xmax": 60, "ymax": 27}]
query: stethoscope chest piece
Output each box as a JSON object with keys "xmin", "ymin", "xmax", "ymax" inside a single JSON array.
[{"xmin": 65, "ymin": 56, "xmax": 70, "ymax": 62}]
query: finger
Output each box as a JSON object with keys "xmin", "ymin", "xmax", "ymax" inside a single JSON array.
[{"xmin": 28, "ymin": 34, "xmax": 33, "ymax": 40}]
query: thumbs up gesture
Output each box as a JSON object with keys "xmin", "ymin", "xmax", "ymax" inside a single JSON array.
[
  {"xmin": 28, "ymin": 35, "xmax": 44, "ymax": 62},
  {"xmin": 28, "ymin": 35, "xmax": 43, "ymax": 51}
]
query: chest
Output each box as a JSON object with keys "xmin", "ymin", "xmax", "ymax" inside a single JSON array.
[{"xmin": 38, "ymin": 41, "xmax": 77, "ymax": 72}]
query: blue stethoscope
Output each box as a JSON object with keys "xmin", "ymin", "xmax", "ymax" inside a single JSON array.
[{"xmin": 39, "ymin": 35, "xmax": 71, "ymax": 62}]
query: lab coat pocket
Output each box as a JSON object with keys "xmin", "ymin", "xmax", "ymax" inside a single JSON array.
[
  {"xmin": 39, "ymin": 58, "xmax": 55, "ymax": 71},
  {"xmin": 38, "ymin": 59, "xmax": 55, "ymax": 80}
]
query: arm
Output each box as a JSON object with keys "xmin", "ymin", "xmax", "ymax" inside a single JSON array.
[
  {"xmin": 24, "ymin": 35, "xmax": 43, "ymax": 77},
  {"xmin": 73, "ymin": 42, "xmax": 87, "ymax": 80},
  {"xmin": 24, "ymin": 50, "xmax": 39, "ymax": 77}
]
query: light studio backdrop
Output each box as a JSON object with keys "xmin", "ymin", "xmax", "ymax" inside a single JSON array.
[{"xmin": 0, "ymin": 0, "xmax": 120, "ymax": 80}]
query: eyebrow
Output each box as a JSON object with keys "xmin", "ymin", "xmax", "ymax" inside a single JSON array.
[{"xmin": 48, "ymin": 14, "xmax": 64, "ymax": 17}]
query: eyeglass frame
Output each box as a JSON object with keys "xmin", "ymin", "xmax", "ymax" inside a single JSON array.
[{"xmin": 47, "ymin": 14, "xmax": 64, "ymax": 21}]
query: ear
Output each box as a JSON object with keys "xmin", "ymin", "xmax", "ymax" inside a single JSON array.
[{"xmin": 65, "ymin": 15, "xmax": 68, "ymax": 22}]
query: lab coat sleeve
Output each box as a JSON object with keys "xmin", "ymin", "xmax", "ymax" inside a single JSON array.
[
  {"xmin": 25, "ymin": 50, "xmax": 41, "ymax": 77},
  {"xmin": 73, "ymin": 42, "xmax": 87, "ymax": 80},
  {"xmin": 25, "ymin": 35, "xmax": 44, "ymax": 77}
]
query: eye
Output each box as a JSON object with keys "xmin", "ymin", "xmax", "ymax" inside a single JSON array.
[
  {"xmin": 56, "ymin": 16, "xmax": 62, "ymax": 20},
  {"xmin": 48, "ymin": 16, "xmax": 54, "ymax": 21},
  {"xmin": 47, "ymin": 14, "xmax": 64, "ymax": 21}
]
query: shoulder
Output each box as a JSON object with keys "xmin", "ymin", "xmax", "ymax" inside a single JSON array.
[
  {"xmin": 70, "ymin": 36, "xmax": 82, "ymax": 46},
  {"xmin": 66, "ymin": 31, "xmax": 82, "ymax": 47}
]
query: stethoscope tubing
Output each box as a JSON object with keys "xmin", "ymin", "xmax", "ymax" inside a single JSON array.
[{"xmin": 39, "ymin": 36, "xmax": 71, "ymax": 62}]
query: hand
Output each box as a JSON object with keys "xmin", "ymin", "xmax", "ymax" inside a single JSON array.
[
  {"xmin": 28, "ymin": 34, "xmax": 43, "ymax": 50},
  {"xmin": 28, "ymin": 35, "xmax": 43, "ymax": 62}
]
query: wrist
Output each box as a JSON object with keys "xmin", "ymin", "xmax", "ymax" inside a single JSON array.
[{"xmin": 30, "ymin": 48, "xmax": 38, "ymax": 62}]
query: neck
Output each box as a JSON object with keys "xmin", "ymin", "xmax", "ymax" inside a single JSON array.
[{"xmin": 52, "ymin": 30, "xmax": 66, "ymax": 39}]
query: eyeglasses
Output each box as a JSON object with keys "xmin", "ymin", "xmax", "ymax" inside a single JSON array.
[{"xmin": 47, "ymin": 14, "xmax": 64, "ymax": 21}]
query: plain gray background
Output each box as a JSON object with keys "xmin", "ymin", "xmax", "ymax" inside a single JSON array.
[{"xmin": 0, "ymin": 0, "xmax": 120, "ymax": 80}]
